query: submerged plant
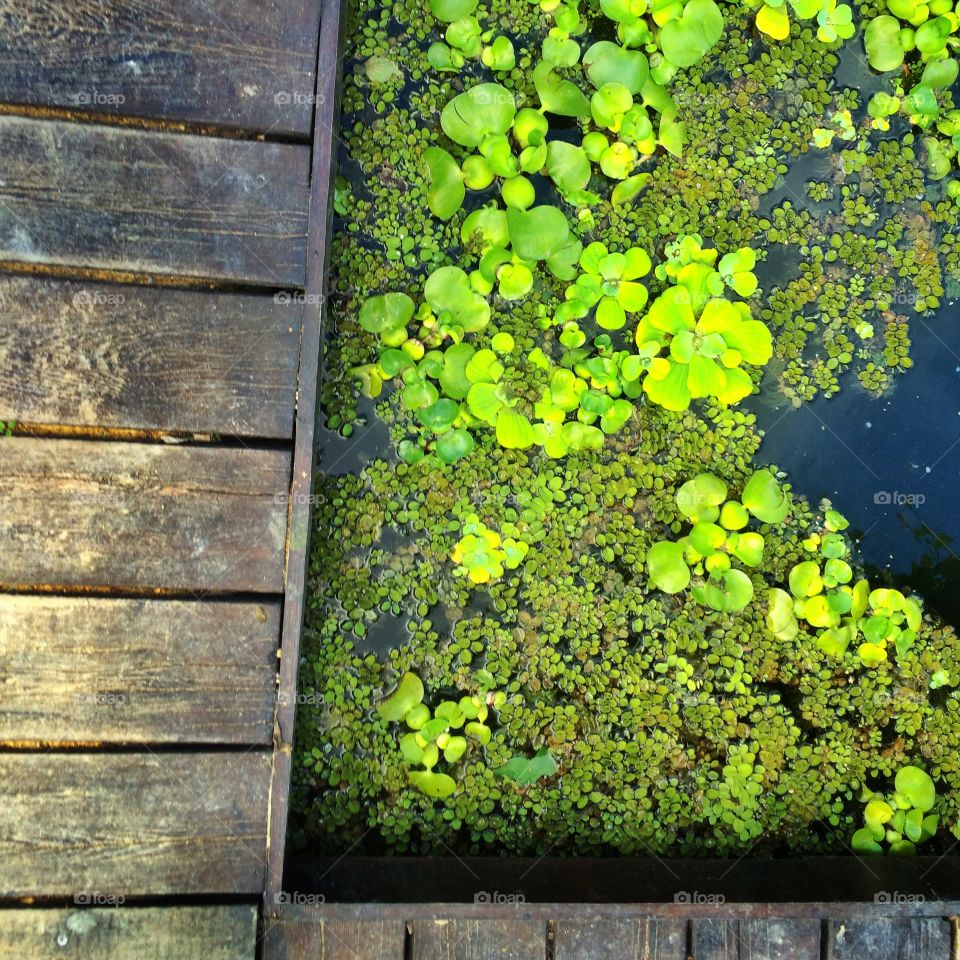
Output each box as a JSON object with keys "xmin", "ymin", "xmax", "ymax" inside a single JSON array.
[{"xmin": 852, "ymin": 766, "xmax": 938, "ymax": 855}]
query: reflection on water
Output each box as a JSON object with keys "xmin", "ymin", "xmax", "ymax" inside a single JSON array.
[{"xmin": 753, "ymin": 303, "xmax": 960, "ymax": 624}]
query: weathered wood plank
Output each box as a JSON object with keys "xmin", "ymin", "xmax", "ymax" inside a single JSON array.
[
  {"xmin": 0, "ymin": 596, "xmax": 279, "ymax": 744},
  {"xmin": 263, "ymin": 917, "xmax": 406, "ymax": 960},
  {"xmin": 0, "ymin": 752, "xmax": 271, "ymax": 896},
  {"xmin": 553, "ymin": 918, "xmax": 687, "ymax": 959},
  {"xmin": 0, "ymin": 117, "xmax": 310, "ymax": 285},
  {"xmin": 691, "ymin": 918, "xmax": 738, "ymax": 960},
  {"xmin": 410, "ymin": 918, "xmax": 546, "ymax": 960},
  {"xmin": 0, "ymin": 1, "xmax": 321, "ymax": 136},
  {"xmin": 828, "ymin": 917, "xmax": 951, "ymax": 959},
  {"xmin": 0, "ymin": 437, "xmax": 289, "ymax": 592},
  {"xmin": 740, "ymin": 918, "xmax": 821, "ymax": 959},
  {"xmin": 0, "ymin": 905, "xmax": 257, "ymax": 959},
  {"xmin": 0, "ymin": 277, "xmax": 301, "ymax": 437}
]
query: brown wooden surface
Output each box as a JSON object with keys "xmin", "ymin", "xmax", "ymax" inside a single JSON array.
[
  {"xmin": 0, "ymin": 437, "xmax": 289, "ymax": 592},
  {"xmin": 0, "ymin": 905, "xmax": 257, "ymax": 959},
  {"xmin": 552, "ymin": 917, "xmax": 687, "ymax": 959},
  {"xmin": 263, "ymin": 918, "xmax": 407, "ymax": 960},
  {"xmin": 0, "ymin": 751, "xmax": 271, "ymax": 896},
  {"xmin": 691, "ymin": 918, "xmax": 739, "ymax": 960},
  {"xmin": 409, "ymin": 918, "xmax": 547, "ymax": 960},
  {"xmin": 0, "ymin": 117, "xmax": 310, "ymax": 285},
  {"xmin": 0, "ymin": 595, "xmax": 279, "ymax": 744},
  {"xmin": 265, "ymin": 0, "xmax": 345, "ymax": 910},
  {"xmin": 0, "ymin": 1, "xmax": 321, "ymax": 137},
  {"xmin": 828, "ymin": 916, "xmax": 952, "ymax": 959},
  {"xmin": 0, "ymin": 277, "xmax": 301, "ymax": 437},
  {"xmin": 740, "ymin": 918, "xmax": 822, "ymax": 959}
]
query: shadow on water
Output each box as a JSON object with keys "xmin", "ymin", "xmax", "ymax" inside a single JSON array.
[{"xmin": 751, "ymin": 302, "xmax": 960, "ymax": 626}]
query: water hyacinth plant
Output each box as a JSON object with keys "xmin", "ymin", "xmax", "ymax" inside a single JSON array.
[
  {"xmin": 852, "ymin": 766, "xmax": 938, "ymax": 855},
  {"xmin": 646, "ymin": 469, "xmax": 790, "ymax": 612}
]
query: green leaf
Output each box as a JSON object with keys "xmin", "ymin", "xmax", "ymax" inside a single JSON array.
[
  {"xmin": 364, "ymin": 56, "xmax": 401, "ymax": 84},
  {"xmin": 377, "ymin": 673, "xmax": 425, "ymax": 722},
  {"xmin": 851, "ymin": 826, "xmax": 884, "ymax": 855},
  {"xmin": 360, "ymin": 292, "xmax": 415, "ymax": 336},
  {"xmin": 741, "ymin": 469, "xmax": 790, "ymax": 524},
  {"xmin": 436, "ymin": 428, "xmax": 474, "ymax": 464},
  {"xmin": 495, "ymin": 747, "xmax": 558, "ymax": 784},
  {"xmin": 496, "ymin": 409, "xmax": 536, "ymax": 449},
  {"xmin": 425, "ymin": 265, "xmax": 491, "ymax": 331},
  {"xmin": 532, "ymin": 61, "xmax": 591, "ymax": 116},
  {"xmin": 864, "ymin": 15, "xmax": 906, "ymax": 72},
  {"xmin": 506, "ymin": 205, "xmax": 571, "ymax": 261},
  {"xmin": 677, "ymin": 472, "xmax": 727, "ymax": 522},
  {"xmin": 430, "ymin": 0, "xmax": 478, "ymax": 19},
  {"xmin": 646, "ymin": 540, "xmax": 691, "ymax": 593},
  {"xmin": 408, "ymin": 770, "xmax": 458, "ymax": 798},
  {"xmin": 583, "ymin": 41, "xmax": 649, "ymax": 94},
  {"xmin": 425, "ymin": 146, "xmax": 465, "ymax": 220},
  {"xmin": 546, "ymin": 141, "xmax": 592, "ymax": 195},
  {"xmin": 693, "ymin": 568, "xmax": 754, "ymax": 612},
  {"xmin": 441, "ymin": 83, "xmax": 517, "ymax": 148},
  {"xmin": 895, "ymin": 766, "xmax": 936, "ymax": 812},
  {"xmin": 418, "ymin": 398, "xmax": 460, "ymax": 431},
  {"xmin": 659, "ymin": 0, "xmax": 724, "ymax": 68}
]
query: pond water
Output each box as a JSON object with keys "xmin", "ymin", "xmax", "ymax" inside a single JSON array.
[{"xmin": 290, "ymin": 0, "xmax": 960, "ymax": 865}]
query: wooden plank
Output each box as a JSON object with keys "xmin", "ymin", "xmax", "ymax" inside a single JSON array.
[
  {"xmin": 265, "ymin": 0, "xmax": 345, "ymax": 908},
  {"xmin": 0, "ymin": 277, "xmax": 301, "ymax": 437},
  {"xmin": 0, "ymin": 905, "xmax": 257, "ymax": 959},
  {"xmin": 0, "ymin": 1, "xmax": 321, "ymax": 137},
  {"xmin": 0, "ymin": 596, "xmax": 279, "ymax": 744},
  {"xmin": 0, "ymin": 117, "xmax": 310, "ymax": 285},
  {"xmin": 691, "ymin": 918, "xmax": 738, "ymax": 960},
  {"xmin": 553, "ymin": 918, "xmax": 687, "ymax": 959},
  {"xmin": 828, "ymin": 917, "xmax": 951, "ymax": 959},
  {"xmin": 0, "ymin": 437, "xmax": 289, "ymax": 592},
  {"xmin": 0, "ymin": 752, "xmax": 270, "ymax": 896},
  {"xmin": 409, "ymin": 918, "xmax": 546, "ymax": 960},
  {"xmin": 740, "ymin": 919, "xmax": 821, "ymax": 959},
  {"xmin": 263, "ymin": 917, "xmax": 406, "ymax": 960}
]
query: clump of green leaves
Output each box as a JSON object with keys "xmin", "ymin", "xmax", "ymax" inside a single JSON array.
[
  {"xmin": 852, "ymin": 766, "xmax": 938, "ymax": 855},
  {"xmin": 377, "ymin": 672, "xmax": 505, "ymax": 798},
  {"xmin": 452, "ymin": 514, "xmax": 530, "ymax": 584},
  {"xmin": 632, "ymin": 236, "xmax": 772, "ymax": 411},
  {"xmin": 746, "ymin": 0, "xmax": 854, "ymax": 44},
  {"xmin": 646, "ymin": 469, "xmax": 790, "ymax": 612},
  {"xmin": 768, "ymin": 509, "xmax": 923, "ymax": 666}
]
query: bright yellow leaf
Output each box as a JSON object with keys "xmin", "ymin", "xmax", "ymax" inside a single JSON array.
[{"xmin": 756, "ymin": 2, "xmax": 790, "ymax": 40}]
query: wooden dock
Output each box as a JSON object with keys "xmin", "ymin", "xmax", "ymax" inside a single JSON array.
[{"xmin": 0, "ymin": 1, "xmax": 958, "ymax": 957}]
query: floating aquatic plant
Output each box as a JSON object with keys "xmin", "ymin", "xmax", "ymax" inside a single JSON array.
[
  {"xmin": 452, "ymin": 514, "xmax": 530, "ymax": 584},
  {"xmin": 646, "ymin": 469, "xmax": 790, "ymax": 612},
  {"xmin": 852, "ymin": 766, "xmax": 938, "ymax": 855}
]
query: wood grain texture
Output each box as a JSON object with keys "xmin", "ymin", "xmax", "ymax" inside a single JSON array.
[
  {"xmin": 265, "ymin": 0, "xmax": 345, "ymax": 908},
  {"xmin": 691, "ymin": 919, "xmax": 738, "ymax": 960},
  {"xmin": 0, "ymin": 1, "xmax": 321, "ymax": 136},
  {"xmin": 828, "ymin": 917, "xmax": 951, "ymax": 959},
  {"xmin": 263, "ymin": 918, "xmax": 406, "ymax": 960},
  {"xmin": 0, "ymin": 752, "xmax": 271, "ymax": 896},
  {"xmin": 0, "ymin": 117, "xmax": 310, "ymax": 285},
  {"xmin": 740, "ymin": 918, "xmax": 821, "ymax": 959},
  {"xmin": 553, "ymin": 918, "xmax": 687, "ymax": 959},
  {"xmin": 0, "ymin": 277, "xmax": 301, "ymax": 437},
  {"xmin": 0, "ymin": 437, "xmax": 289, "ymax": 592},
  {"xmin": 410, "ymin": 918, "xmax": 546, "ymax": 960},
  {"xmin": 0, "ymin": 905, "xmax": 257, "ymax": 959},
  {"xmin": 0, "ymin": 595, "xmax": 279, "ymax": 744}
]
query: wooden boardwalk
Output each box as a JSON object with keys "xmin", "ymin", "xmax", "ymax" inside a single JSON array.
[
  {"xmin": 0, "ymin": 2, "xmax": 958, "ymax": 957},
  {"xmin": 0, "ymin": 0, "xmax": 339, "ymax": 954}
]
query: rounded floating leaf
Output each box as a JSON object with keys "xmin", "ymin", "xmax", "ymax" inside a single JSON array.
[
  {"xmin": 377, "ymin": 673, "xmax": 425, "ymax": 722},
  {"xmin": 865, "ymin": 16, "xmax": 906, "ymax": 72},
  {"xmin": 441, "ymin": 83, "xmax": 517, "ymax": 148},
  {"xmin": 506, "ymin": 205, "xmax": 571, "ymax": 261},
  {"xmin": 659, "ymin": 0, "xmax": 724, "ymax": 68},
  {"xmin": 408, "ymin": 770, "xmax": 458, "ymax": 799},
  {"xmin": 646, "ymin": 540, "xmax": 691, "ymax": 593},
  {"xmin": 741, "ymin": 469, "xmax": 789, "ymax": 524},
  {"xmin": 895, "ymin": 766, "xmax": 936, "ymax": 813},
  {"xmin": 359, "ymin": 292, "xmax": 415, "ymax": 335}
]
